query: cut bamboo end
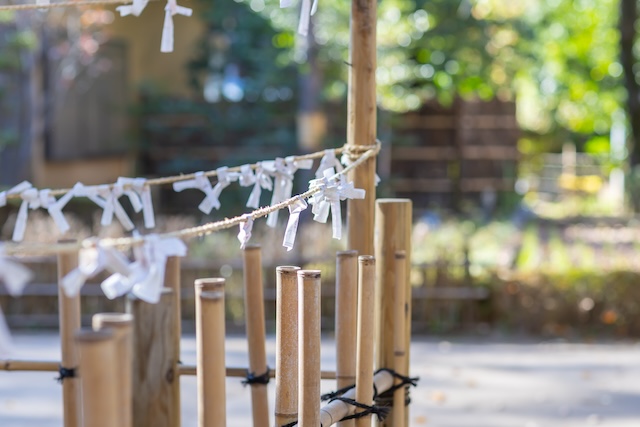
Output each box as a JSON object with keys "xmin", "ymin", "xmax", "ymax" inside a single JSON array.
[
  {"xmin": 195, "ymin": 278, "xmax": 226, "ymax": 290},
  {"xmin": 92, "ymin": 313, "xmax": 134, "ymax": 329},
  {"xmin": 359, "ymin": 255, "xmax": 375, "ymax": 266},
  {"xmin": 337, "ymin": 250, "xmax": 358, "ymax": 258},
  {"xmin": 243, "ymin": 244, "xmax": 261, "ymax": 251},
  {"xmin": 297, "ymin": 269, "xmax": 321, "ymax": 279},
  {"xmin": 276, "ymin": 266, "xmax": 300, "ymax": 275}
]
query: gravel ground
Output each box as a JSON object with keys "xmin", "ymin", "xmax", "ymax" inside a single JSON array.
[{"xmin": 1, "ymin": 333, "xmax": 639, "ymax": 426}]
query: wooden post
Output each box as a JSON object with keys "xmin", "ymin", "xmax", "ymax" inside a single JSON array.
[
  {"xmin": 165, "ymin": 256, "xmax": 182, "ymax": 427},
  {"xmin": 335, "ymin": 250, "xmax": 358, "ymax": 427},
  {"xmin": 346, "ymin": 0, "xmax": 377, "ymax": 256},
  {"xmin": 355, "ymin": 256, "xmax": 375, "ymax": 427},
  {"xmin": 373, "ymin": 199, "xmax": 412, "ymax": 427},
  {"xmin": 127, "ymin": 288, "xmax": 178, "ymax": 427},
  {"xmin": 195, "ymin": 278, "xmax": 226, "ymax": 427},
  {"xmin": 298, "ymin": 270, "xmax": 321, "ymax": 427},
  {"xmin": 275, "ymin": 266, "xmax": 300, "ymax": 427},
  {"xmin": 392, "ymin": 252, "xmax": 407, "ymax": 427},
  {"xmin": 92, "ymin": 313, "xmax": 134, "ymax": 427},
  {"xmin": 57, "ymin": 244, "xmax": 81, "ymax": 427},
  {"xmin": 75, "ymin": 329, "xmax": 119, "ymax": 427},
  {"xmin": 242, "ymin": 245, "xmax": 270, "ymax": 427}
]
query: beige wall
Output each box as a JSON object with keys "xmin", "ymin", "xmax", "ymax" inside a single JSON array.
[
  {"xmin": 34, "ymin": 157, "xmax": 134, "ymax": 188},
  {"xmin": 106, "ymin": 0, "xmax": 206, "ymax": 97}
]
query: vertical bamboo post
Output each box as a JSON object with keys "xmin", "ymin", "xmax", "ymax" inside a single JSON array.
[
  {"xmin": 355, "ymin": 256, "xmax": 375, "ymax": 427},
  {"xmin": 298, "ymin": 270, "xmax": 321, "ymax": 427},
  {"xmin": 275, "ymin": 266, "xmax": 300, "ymax": 427},
  {"xmin": 392, "ymin": 252, "xmax": 407, "ymax": 427},
  {"xmin": 75, "ymin": 329, "xmax": 119, "ymax": 427},
  {"xmin": 127, "ymin": 288, "xmax": 177, "ymax": 427},
  {"xmin": 335, "ymin": 250, "xmax": 358, "ymax": 427},
  {"xmin": 345, "ymin": 0, "xmax": 377, "ymax": 256},
  {"xmin": 373, "ymin": 199, "xmax": 412, "ymax": 427},
  {"xmin": 57, "ymin": 244, "xmax": 81, "ymax": 427},
  {"xmin": 92, "ymin": 313, "xmax": 134, "ymax": 427},
  {"xmin": 165, "ymin": 256, "xmax": 182, "ymax": 427},
  {"xmin": 195, "ymin": 278, "xmax": 226, "ymax": 427},
  {"xmin": 242, "ymin": 245, "xmax": 270, "ymax": 427}
]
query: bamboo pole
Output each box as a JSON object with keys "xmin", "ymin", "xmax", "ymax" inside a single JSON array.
[
  {"xmin": 242, "ymin": 245, "xmax": 270, "ymax": 427},
  {"xmin": 0, "ymin": 360, "xmax": 58, "ymax": 371},
  {"xmin": 392, "ymin": 252, "xmax": 407, "ymax": 427},
  {"xmin": 346, "ymin": 0, "xmax": 377, "ymax": 256},
  {"xmin": 195, "ymin": 278, "xmax": 227, "ymax": 427},
  {"xmin": 92, "ymin": 313, "xmax": 134, "ymax": 427},
  {"xmin": 319, "ymin": 370, "xmax": 394, "ymax": 427},
  {"xmin": 298, "ymin": 270, "xmax": 321, "ymax": 427},
  {"xmin": 355, "ymin": 256, "xmax": 375, "ymax": 427},
  {"xmin": 57, "ymin": 243, "xmax": 81, "ymax": 427},
  {"xmin": 127, "ymin": 288, "xmax": 177, "ymax": 427},
  {"xmin": 75, "ymin": 329, "xmax": 119, "ymax": 427},
  {"xmin": 373, "ymin": 199, "xmax": 412, "ymax": 427},
  {"xmin": 165, "ymin": 256, "xmax": 182, "ymax": 427},
  {"xmin": 275, "ymin": 265, "xmax": 300, "ymax": 427},
  {"xmin": 335, "ymin": 250, "xmax": 358, "ymax": 427}
]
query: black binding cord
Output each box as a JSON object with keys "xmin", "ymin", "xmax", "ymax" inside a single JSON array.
[
  {"xmin": 242, "ymin": 367, "xmax": 271, "ymax": 386},
  {"xmin": 56, "ymin": 366, "xmax": 76, "ymax": 383}
]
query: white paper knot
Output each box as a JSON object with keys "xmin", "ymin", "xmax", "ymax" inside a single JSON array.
[
  {"xmin": 239, "ymin": 164, "xmax": 255, "ymax": 187},
  {"xmin": 96, "ymin": 185, "xmax": 135, "ymax": 231},
  {"xmin": 309, "ymin": 169, "xmax": 365, "ymax": 240},
  {"xmin": 237, "ymin": 214, "xmax": 254, "ymax": 250},
  {"xmin": 283, "ymin": 196, "xmax": 308, "ymax": 251},
  {"xmin": 61, "ymin": 241, "xmax": 132, "ymax": 297},
  {"xmin": 0, "ymin": 246, "xmax": 32, "ymax": 358},
  {"xmin": 265, "ymin": 156, "xmax": 313, "ymax": 228},
  {"xmin": 161, "ymin": 0, "xmax": 193, "ymax": 53},
  {"xmin": 173, "ymin": 172, "xmax": 218, "ymax": 214},
  {"xmin": 116, "ymin": 0, "xmax": 149, "ymax": 16},
  {"xmin": 117, "ymin": 177, "xmax": 155, "ymax": 229},
  {"xmin": 102, "ymin": 235, "xmax": 187, "ymax": 303},
  {"xmin": 246, "ymin": 163, "xmax": 272, "ymax": 209},
  {"xmin": 315, "ymin": 149, "xmax": 343, "ymax": 178},
  {"xmin": 0, "ymin": 181, "xmax": 32, "ymax": 208}
]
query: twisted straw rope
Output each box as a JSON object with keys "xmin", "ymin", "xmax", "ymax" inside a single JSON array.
[
  {"xmin": 4, "ymin": 141, "xmax": 381, "ymax": 256},
  {"xmin": 0, "ymin": 0, "xmax": 131, "ymax": 10}
]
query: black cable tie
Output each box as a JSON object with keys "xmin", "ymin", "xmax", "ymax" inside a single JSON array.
[
  {"xmin": 331, "ymin": 396, "xmax": 391, "ymax": 422},
  {"xmin": 281, "ymin": 422, "xmax": 297, "ymax": 427},
  {"xmin": 242, "ymin": 367, "xmax": 271, "ymax": 386},
  {"xmin": 56, "ymin": 366, "xmax": 76, "ymax": 383},
  {"xmin": 321, "ymin": 383, "xmax": 355, "ymax": 401}
]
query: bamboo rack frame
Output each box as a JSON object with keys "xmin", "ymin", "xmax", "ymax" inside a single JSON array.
[{"xmin": 298, "ymin": 270, "xmax": 322, "ymax": 427}]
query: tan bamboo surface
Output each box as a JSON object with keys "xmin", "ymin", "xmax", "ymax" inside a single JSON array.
[
  {"xmin": 57, "ymin": 243, "xmax": 81, "ymax": 427},
  {"xmin": 75, "ymin": 329, "xmax": 119, "ymax": 427},
  {"xmin": 92, "ymin": 313, "xmax": 134, "ymax": 427},
  {"xmin": 177, "ymin": 365, "xmax": 336, "ymax": 379},
  {"xmin": 346, "ymin": 0, "xmax": 378, "ymax": 257},
  {"xmin": 127, "ymin": 288, "xmax": 177, "ymax": 427},
  {"xmin": 392, "ymin": 252, "xmax": 407, "ymax": 427},
  {"xmin": 165, "ymin": 256, "xmax": 182, "ymax": 427},
  {"xmin": 195, "ymin": 278, "xmax": 227, "ymax": 427},
  {"xmin": 1, "ymin": 360, "xmax": 59, "ymax": 371},
  {"xmin": 373, "ymin": 199, "xmax": 412, "ymax": 427},
  {"xmin": 242, "ymin": 245, "xmax": 270, "ymax": 427},
  {"xmin": 275, "ymin": 265, "xmax": 300, "ymax": 427},
  {"xmin": 355, "ymin": 256, "xmax": 376, "ymax": 427},
  {"xmin": 319, "ymin": 370, "xmax": 394, "ymax": 427},
  {"xmin": 298, "ymin": 270, "xmax": 322, "ymax": 427},
  {"xmin": 335, "ymin": 250, "xmax": 358, "ymax": 427}
]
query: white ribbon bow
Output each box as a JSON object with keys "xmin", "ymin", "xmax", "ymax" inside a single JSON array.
[
  {"xmin": 237, "ymin": 215, "xmax": 254, "ymax": 250},
  {"xmin": 309, "ymin": 169, "xmax": 365, "ymax": 240},
  {"xmin": 315, "ymin": 149, "xmax": 343, "ymax": 179},
  {"xmin": 0, "ymin": 246, "xmax": 33, "ymax": 357},
  {"xmin": 102, "ymin": 235, "xmax": 187, "ymax": 303},
  {"xmin": 62, "ymin": 242, "xmax": 132, "ymax": 297},
  {"xmin": 246, "ymin": 163, "xmax": 272, "ymax": 209},
  {"xmin": 161, "ymin": 0, "xmax": 193, "ymax": 53},
  {"xmin": 265, "ymin": 157, "xmax": 313, "ymax": 228},
  {"xmin": 117, "ymin": 177, "xmax": 156, "ymax": 229},
  {"xmin": 116, "ymin": 0, "xmax": 149, "ymax": 16},
  {"xmin": 283, "ymin": 197, "xmax": 308, "ymax": 251},
  {"xmin": 173, "ymin": 172, "xmax": 217, "ymax": 214}
]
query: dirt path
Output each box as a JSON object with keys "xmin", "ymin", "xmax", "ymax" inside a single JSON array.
[{"xmin": 1, "ymin": 334, "xmax": 639, "ymax": 426}]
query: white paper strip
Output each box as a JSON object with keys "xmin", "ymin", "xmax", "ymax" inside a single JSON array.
[
  {"xmin": 0, "ymin": 307, "xmax": 12, "ymax": 357},
  {"xmin": 173, "ymin": 172, "xmax": 218, "ymax": 214},
  {"xmin": 315, "ymin": 149, "xmax": 343, "ymax": 179},
  {"xmin": 247, "ymin": 163, "xmax": 272, "ymax": 209},
  {"xmin": 266, "ymin": 157, "xmax": 313, "ymax": 228},
  {"xmin": 237, "ymin": 215, "xmax": 254, "ymax": 250},
  {"xmin": 283, "ymin": 197, "xmax": 308, "ymax": 251},
  {"xmin": 116, "ymin": 0, "xmax": 149, "ymax": 16},
  {"xmin": 298, "ymin": 0, "xmax": 312, "ymax": 36},
  {"xmin": 118, "ymin": 177, "xmax": 156, "ymax": 229},
  {"xmin": 161, "ymin": 0, "xmax": 193, "ymax": 53}
]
